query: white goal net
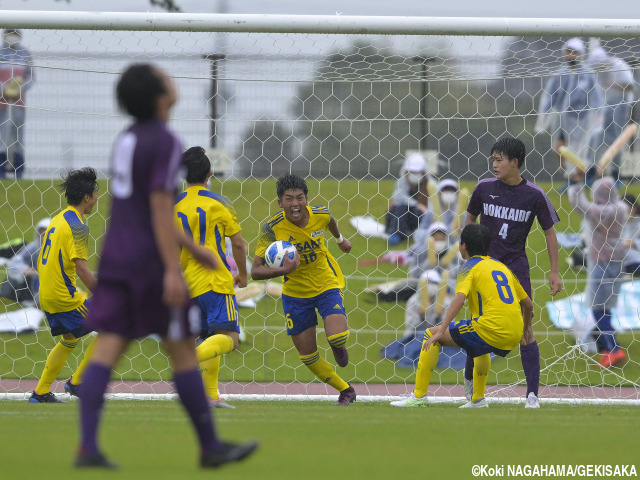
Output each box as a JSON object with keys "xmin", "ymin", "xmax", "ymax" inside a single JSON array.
[{"xmin": 1, "ymin": 12, "xmax": 640, "ymax": 404}]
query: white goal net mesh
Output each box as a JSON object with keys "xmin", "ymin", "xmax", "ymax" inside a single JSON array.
[{"xmin": 1, "ymin": 18, "xmax": 640, "ymax": 403}]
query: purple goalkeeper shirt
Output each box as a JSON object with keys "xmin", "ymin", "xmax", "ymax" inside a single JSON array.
[
  {"xmin": 467, "ymin": 178, "xmax": 560, "ymax": 281},
  {"xmin": 98, "ymin": 119, "xmax": 183, "ymax": 282}
]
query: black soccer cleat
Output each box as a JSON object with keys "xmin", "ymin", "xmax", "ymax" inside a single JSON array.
[
  {"xmin": 74, "ymin": 451, "xmax": 120, "ymax": 469},
  {"xmin": 201, "ymin": 441, "xmax": 259, "ymax": 468},
  {"xmin": 65, "ymin": 378, "xmax": 81, "ymax": 398},
  {"xmin": 335, "ymin": 384, "xmax": 356, "ymax": 406},
  {"xmin": 28, "ymin": 391, "xmax": 65, "ymax": 403},
  {"xmin": 331, "ymin": 345, "xmax": 349, "ymax": 368}
]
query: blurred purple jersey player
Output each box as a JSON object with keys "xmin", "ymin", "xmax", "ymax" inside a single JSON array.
[
  {"xmin": 466, "ymin": 137, "xmax": 562, "ymax": 409},
  {"xmin": 75, "ymin": 64, "xmax": 257, "ymax": 469}
]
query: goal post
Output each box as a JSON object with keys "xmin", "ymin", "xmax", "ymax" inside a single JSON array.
[{"xmin": 1, "ymin": 11, "xmax": 640, "ymax": 404}]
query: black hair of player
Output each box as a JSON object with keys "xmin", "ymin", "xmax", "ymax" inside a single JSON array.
[
  {"xmin": 60, "ymin": 167, "xmax": 98, "ymax": 206},
  {"xmin": 276, "ymin": 174, "xmax": 308, "ymax": 200},
  {"xmin": 460, "ymin": 223, "xmax": 491, "ymax": 257},
  {"xmin": 491, "ymin": 137, "xmax": 526, "ymax": 169},
  {"xmin": 116, "ymin": 64, "xmax": 166, "ymax": 122},
  {"xmin": 623, "ymin": 193, "xmax": 638, "ymax": 214},
  {"xmin": 182, "ymin": 146, "xmax": 211, "ymax": 184}
]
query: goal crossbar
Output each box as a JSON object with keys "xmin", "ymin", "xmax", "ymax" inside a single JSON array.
[{"xmin": 1, "ymin": 11, "xmax": 640, "ymax": 37}]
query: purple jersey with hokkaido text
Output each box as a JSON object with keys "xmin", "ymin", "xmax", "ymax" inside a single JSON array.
[
  {"xmin": 87, "ymin": 120, "xmax": 198, "ymax": 340},
  {"xmin": 467, "ymin": 178, "xmax": 559, "ymax": 292}
]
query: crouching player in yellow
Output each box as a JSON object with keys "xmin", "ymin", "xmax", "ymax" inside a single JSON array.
[
  {"xmin": 175, "ymin": 146, "xmax": 247, "ymax": 409},
  {"xmin": 251, "ymin": 174, "xmax": 356, "ymax": 406},
  {"xmin": 391, "ymin": 223, "xmax": 533, "ymax": 408}
]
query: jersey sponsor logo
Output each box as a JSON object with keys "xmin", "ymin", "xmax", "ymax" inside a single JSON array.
[
  {"xmin": 310, "ymin": 229, "xmax": 323, "ymax": 238},
  {"xmin": 482, "ymin": 203, "xmax": 532, "ymax": 222},
  {"xmin": 293, "ymin": 239, "xmax": 322, "ymax": 252}
]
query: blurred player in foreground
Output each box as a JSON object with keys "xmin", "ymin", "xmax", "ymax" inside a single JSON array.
[
  {"xmin": 76, "ymin": 64, "xmax": 257, "ymax": 469},
  {"xmin": 391, "ymin": 223, "xmax": 533, "ymax": 408},
  {"xmin": 30, "ymin": 167, "xmax": 99, "ymax": 403},
  {"xmin": 465, "ymin": 137, "xmax": 562, "ymax": 408},
  {"xmin": 176, "ymin": 146, "xmax": 247, "ymax": 408},
  {"xmin": 251, "ymin": 174, "xmax": 356, "ymax": 406}
]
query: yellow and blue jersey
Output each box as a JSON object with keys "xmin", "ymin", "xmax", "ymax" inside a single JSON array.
[
  {"xmin": 37, "ymin": 206, "xmax": 89, "ymax": 314},
  {"xmin": 255, "ymin": 206, "xmax": 344, "ymax": 298},
  {"xmin": 455, "ymin": 255, "xmax": 527, "ymax": 351},
  {"xmin": 175, "ymin": 186, "xmax": 241, "ymax": 297}
]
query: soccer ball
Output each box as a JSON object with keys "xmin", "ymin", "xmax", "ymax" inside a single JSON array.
[{"xmin": 264, "ymin": 240, "xmax": 297, "ymax": 268}]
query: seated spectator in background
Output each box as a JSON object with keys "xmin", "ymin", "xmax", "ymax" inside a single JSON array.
[
  {"xmin": 0, "ymin": 217, "xmax": 50, "ymax": 306},
  {"xmin": 589, "ymin": 46, "xmax": 636, "ymax": 180},
  {"xmin": 409, "ymin": 222, "xmax": 459, "ymax": 280},
  {"xmin": 568, "ymin": 172, "xmax": 629, "ymax": 368},
  {"xmin": 621, "ymin": 193, "xmax": 640, "ymax": 274},
  {"xmin": 385, "ymin": 153, "xmax": 430, "ymax": 245}
]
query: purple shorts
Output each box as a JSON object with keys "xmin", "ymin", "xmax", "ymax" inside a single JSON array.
[{"xmin": 86, "ymin": 277, "xmax": 200, "ymax": 340}]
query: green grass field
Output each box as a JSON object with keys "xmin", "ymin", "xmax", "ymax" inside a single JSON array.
[
  {"xmin": 0, "ymin": 400, "xmax": 638, "ymax": 479},
  {"xmin": 2, "ymin": 177, "xmax": 640, "ymax": 389}
]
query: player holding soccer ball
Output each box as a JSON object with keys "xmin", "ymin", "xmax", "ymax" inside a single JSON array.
[
  {"xmin": 175, "ymin": 146, "xmax": 247, "ymax": 409},
  {"xmin": 465, "ymin": 137, "xmax": 562, "ymax": 409},
  {"xmin": 251, "ymin": 174, "xmax": 356, "ymax": 406}
]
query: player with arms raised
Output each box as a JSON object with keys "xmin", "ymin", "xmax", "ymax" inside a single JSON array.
[
  {"xmin": 251, "ymin": 174, "xmax": 356, "ymax": 406},
  {"xmin": 465, "ymin": 137, "xmax": 562, "ymax": 408},
  {"xmin": 75, "ymin": 64, "xmax": 256, "ymax": 469},
  {"xmin": 176, "ymin": 146, "xmax": 247, "ymax": 409}
]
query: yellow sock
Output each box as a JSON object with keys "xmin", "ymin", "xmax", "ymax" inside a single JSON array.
[
  {"xmin": 35, "ymin": 339, "xmax": 77, "ymax": 394},
  {"xmin": 300, "ymin": 351, "xmax": 349, "ymax": 392},
  {"xmin": 414, "ymin": 330, "xmax": 440, "ymax": 398},
  {"xmin": 200, "ymin": 356, "xmax": 221, "ymax": 399},
  {"xmin": 71, "ymin": 336, "xmax": 98, "ymax": 385},
  {"xmin": 327, "ymin": 330, "xmax": 350, "ymax": 349},
  {"xmin": 472, "ymin": 353, "xmax": 491, "ymax": 402},
  {"xmin": 196, "ymin": 334, "xmax": 234, "ymax": 363}
]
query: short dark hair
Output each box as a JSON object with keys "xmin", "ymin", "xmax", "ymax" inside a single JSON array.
[
  {"xmin": 116, "ymin": 64, "xmax": 166, "ymax": 122},
  {"xmin": 276, "ymin": 174, "xmax": 308, "ymax": 200},
  {"xmin": 460, "ymin": 223, "xmax": 491, "ymax": 257},
  {"xmin": 491, "ymin": 137, "xmax": 526, "ymax": 168},
  {"xmin": 60, "ymin": 167, "xmax": 98, "ymax": 206},
  {"xmin": 182, "ymin": 146, "xmax": 211, "ymax": 184}
]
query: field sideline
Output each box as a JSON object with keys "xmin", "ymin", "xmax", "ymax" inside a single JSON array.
[{"xmin": 0, "ymin": 400, "xmax": 638, "ymax": 479}]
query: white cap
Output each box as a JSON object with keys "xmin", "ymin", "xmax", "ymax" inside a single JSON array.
[
  {"xmin": 426, "ymin": 222, "xmax": 449, "ymax": 237},
  {"xmin": 424, "ymin": 269, "xmax": 441, "ymax": 284},
  {"xmin": 35, "ymin": 218, "xmax": 51, "ymax": 231},
  {"xmin": 438, "ymin": 178, "xmax": 458, "ymax": 192},
  {"xmin": 403, "ymin": 153, "xmax": 426, "ymax": 173},
  {"xmin": 564, "ymin": 37, "xmax": 585, "ymax": 54}
]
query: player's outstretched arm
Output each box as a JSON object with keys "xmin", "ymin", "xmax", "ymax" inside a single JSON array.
[
  {"xmin": 175, "ymin": 229, "xmax": 217, "ymax": 270},
  {"xmin": 327, "ymin": 216, "xmax": 351, "ymax": 253},
  {"xmin": 229, "ymin": 232, "xmax": 248, "ymax": 288},
  {"xmin": 75, "ymin": 258, "xmax": 97, "ymax": 293},
  {"xmin": 423, "ymin": 292, "xmax": 466, "ymax": 351},
  {"xmin": 543, "ymin": 226, "xmax": 562, "ymax": 296},
  {"xmin": 520, "ymin": 296, "xmax": 535, "ymax": 345},
  {"xmin": 250, "ymin": 251, "xmax": 300, "ymax": 281},
  {"xmin": 150, "ymin": 190, "xmax": 189, "ymax": 307}
]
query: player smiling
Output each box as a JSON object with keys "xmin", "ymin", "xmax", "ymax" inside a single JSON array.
[{"xmin": 251, "ymin": 174, "xmax": 356, "ymax": 406}]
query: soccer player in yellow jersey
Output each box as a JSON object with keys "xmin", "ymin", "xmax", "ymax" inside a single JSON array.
[
  {"xmin": 391, "ymin": 223, "xmax": 533, "ymax": 408},
  {"xmin": 251, "ymin": 174, "xmax": 356, "ymax": 406},
  {"xmin": 175, "ymin": 146, "xmax": 247, "ymax": 409},
  {"xmin": 30, "ymin": 167, "xmax": 99, "ymax": 403}
]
